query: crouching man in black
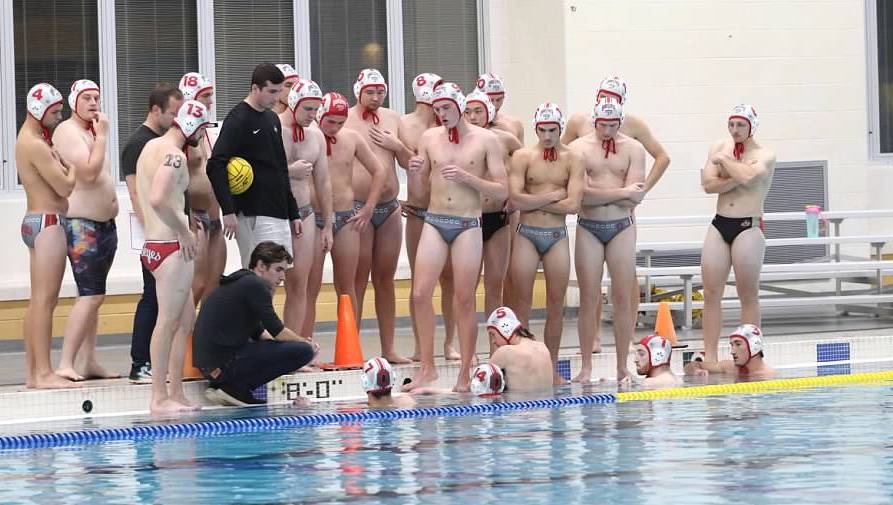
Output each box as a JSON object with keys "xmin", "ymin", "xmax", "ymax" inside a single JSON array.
[{"xmin": 194, "ymin": 241, "xmax": 318, "ymax": 406}]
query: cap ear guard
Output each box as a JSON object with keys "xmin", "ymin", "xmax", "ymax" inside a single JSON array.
[
  {"xmin": 68, "ymin": 79, "xmax": 100, "ymax": 118},
  {"xmin": 730, "ymin": 323, "xmax": 764, "ymax": 361},
  {"xmin": 173, "ymin": 100, "xmax": 212, "ymax": 139},
  {"xmin": 465, "ymin": 90, "xmax": 496, "ymax": 124},
  {"xmin": 27, "ymin": 83, "xmax": 64, "ymax": 124},
  {"xmin": 533, "ymin": 101, "xmax": 566, "ymax": 133},
  {"xmin": 476, "ymin": 73, "xmax": 505, "ymax": 95},
  {"xmin": 354, "ymin": 68, "xmax": 388, "ymax": 99},
  {"xmin": 592, "ymin": 99, "xmax": 624, "ymax": 126},
  {"xmin": 729, "ymin": 104, "xmax": 759, "ymax": 137}
]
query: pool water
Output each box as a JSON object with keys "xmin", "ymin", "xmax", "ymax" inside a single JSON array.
[{"xmin": 2, "ymin": 383, "xmax": 893, "ymax": 504}]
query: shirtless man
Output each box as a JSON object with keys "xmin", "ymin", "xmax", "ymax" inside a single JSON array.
[
  {"xmin": 464, "ymin": 90, "xmax": 522, "ymax": 322},
  {"xmin": 179, "ymin": 72, "xmax": 226, "ymax": 304},
  {"xmin": 700, "ymin": 105, "xmax": 775, "ymax": 362},
  {"xmin": 569, "ymin": 100, "xmax": 646, "ymax": 384},
  {"xmin": 136, "ymin": 100, "xmax": 210, "ymax": 414},
  {"xmin": 398, "ymin": 73, "xmax": 460, "ymax": 361},
  {"xmin": 633, "ymin": 335, "xmax": 681, "ymax": 389},
  {"xmin": 562, "ymin": 76, "xmax": 670, "ymax": 192},
  {"xmin": 346, "ymin": 69, "xmax": 414, "ymax": 363},
  {"xmin": 272, "ymin": 63, "xmax": 299, "ymax": 115},
  {"xmin": 278, "ymin": 79, "xmax": 333, "ymax": 335},
  {"xmin": 312, "ymin": 92, "xmax": 386, "ymax": 323},
  {"xmin": 362, "ymin": 357, "xmax": 416, "ymax": 408},
  {"xmin": 405, "ymin": 83, "xmax": 508, "ymax": 392},
  {"xmin": 684, "ymin": 324, "xmax": 775, "ymax": 379},
  {"xmin": 475, "ymin": 73, "xmax": 524, "ymax": 143},
  {"xmin": 509, "ymin": 103, "xmax": 584, "ymax": 384},
  {"xmin": 486, "ymin": 307, "xmax": 553, "ymax": 392},
  {"xmin": 53, "ymin": 79, "xmax": 120, "ymax": 382},
  {"xmin": 16, "ymin": 83, "xmax": 78, "ymax": 389}
]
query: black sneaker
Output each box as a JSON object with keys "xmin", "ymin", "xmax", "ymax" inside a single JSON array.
[
  {"xmin": 129, "ymin": 362, "xmax": 152, "ymax": 384},
  {"xmin": 205, "ymin": 384, "xmax": 266, "ymax": 407}
]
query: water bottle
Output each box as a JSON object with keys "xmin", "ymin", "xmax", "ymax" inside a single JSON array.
[{"xmin": 805, "ymin": 205, "xmax": 822, "ymax": 238}]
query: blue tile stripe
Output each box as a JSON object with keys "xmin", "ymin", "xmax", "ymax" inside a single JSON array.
[{"xmin": 817, "ymin": 342, "xmax": 850, "ymax": 363}]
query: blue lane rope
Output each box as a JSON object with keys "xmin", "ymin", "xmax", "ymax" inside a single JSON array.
[{"xmin": 0, "ymin": 393, "xmax": 618, "ymax": 450}]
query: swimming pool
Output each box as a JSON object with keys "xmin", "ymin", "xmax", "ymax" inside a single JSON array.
[{"xmin": 2, "ymin": 377, "xmax": 893, "ymax": 504}]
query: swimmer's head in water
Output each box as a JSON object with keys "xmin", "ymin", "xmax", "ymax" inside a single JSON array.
[
  {"xmin": 275, "ymin": 64, "xmax": 300, "ymax": 106},
  {"xmin": 465, "ymin": 90, "xmax": 495, "ymax": 127},
  {"xmin": 288, "ymin": 79, "xmax": 323, "ymax": 127},
  {"xmin": 471, "ymin": 363, "xmax": 506, "ymax": 396},
  {"xmin": 27, "ymin": 83, "xmax": 64, "ymax": 129},
  {"xmin": 728, "ymin": 104, "xmax": 758, "ymax": 141},
  {"xmin": 729, "ymin": 323, "xmax": 764, "ymax": 366},
  {"xmin": 363, "ymin": 357, "xmax": 395, "ymax": 395},
  {"xmin": 534, "ymin": 102, "xmax": 566, "ymax": 148},
  {"xmin": 476, "ymin": 73, "xmax": 506, "ymax": 110},
  {"xmin": 597, "ymin": 75, "xmax": 628, "ymax": 105},
  {"xmin": 69, "ymin": 79, "xmax": 100, "ymax": 122},
  {"xmin": 316, "ymin": 92, "xmax": 350, "ymax": 136},
  {"xmin": 487, "ymin": 306, "xmax": 524, "ymax": 346},
  {"xmin": 179, "ymin": 73, "xmax": 215, "ymax": 109},
  {"xmin": 592, "ymin": 100, "xmax": 624, "ymax": 138},
  {"xmin": 354, "ymin": 68, "xmax": 388, "ymax": 109},
  {"xmin": 634, "ymin": 335, "xmax": 672, "ymax": 375},
  {"xmin": 412, "ymin": 73, "xmax": 443, "ymax": 105},
  {"xmin": 173, "ymin": 100, "xmax": 212, "ymax": 146},
  {"xmin": 432, "ymin": 83, "xmax": 466, "ymax": 129}
]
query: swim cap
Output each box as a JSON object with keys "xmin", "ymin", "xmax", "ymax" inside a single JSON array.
[
  {"xmin": 179, "ymin": 72, "xmax": 214, "ymax": 101},
  {"xmin": 353, "ymin": 68, "xmax": 388, "ymax": 99},
  {"xmin": 638, "ymin": 335, "xmax": 672, "ymax": 371},
  {"xmin": 432, "ymin": 82, "xmax": 466, "ymax": 113},
  {"xmin": 465, "ymin": 90, "xmax": 495, "ymax": 125},
  {"xmin": 597, "ymin": 75, "xmax": 628, "ymax": 104},
  {"xmin": 276, "ymin": 63, "xmax": 300, "ymax": 81},
  {"xmin": 68, "ymin": 79, "xmax": 100, "ymax": 119},
  {"xmin": 362, "ymin": 357, "xmax": 395, "ymax": 394},
  {"xmin": 729, "ymin": 104, "xmax": 759, "ymax": 137},
  {"xmin": 412, "ymin": 72, "xmax": 443, "ymax": 105},
  {"xmin": 592, "ymin": 100, "xmax": 624, "ymax": 126},
  {"xmin": 476, "ymin": 73, "xmax": 505, "ymax": 96},
  {"xmin": 729, "ymin": 324, "xmax": 764, "ymax": 362},
  {"xmin": 173, "ymin": 100, "xmax": 212, "ymax": 139},
  {"xmin": 533, "ymin": 101, "xmax": 566, "ymax": 132},
  {"xmin": 288, "ymin": 79, "xmax": 323, "ymax": 111},
  {"xmin": 487, "ymin": 306, "xmax": 522, "ymax": 343},
  {"xmin": 27, "ymin": 83, "xmax": 64, "ymax": 124},
  {"xmin": 316, "ymin": 92, "xmax": 350, "ymax": 123},
  {"xmin": 471, "ymin": 364, "xmax": 505, "ymax": 396}
]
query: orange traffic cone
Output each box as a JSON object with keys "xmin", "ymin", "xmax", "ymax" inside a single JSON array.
[
  {"xmin": 654, "ymin": 301, "xmax": 678, "ymax": 345},
  {"xmin": 182, "ymin": 334, "xmax": 203, "ymax": 380},
  {"xmin": 321, "ymin": 294, "xmax": 365, "ymax": 370}
]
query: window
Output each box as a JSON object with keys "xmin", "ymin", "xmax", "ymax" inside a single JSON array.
[
  {"xmin": 402, "ymin": 0, "xmax": 479, "ymax": 108},
  {"xmin": 213, "ymin": 0, "xmax": 294, "ymax": 117},
  {"xmin": 115, "ymin": 0, "xmax": 198, "ymax": 180},
  {"xmin": 13, "ymin": 0, "xmax": 99, "ymax": 133},
  {"xmin": 309, "ymin": 0, "xmax": 388, "ymax": 105},
  {"xmin": 875, "ymin": 0, "xmax": 893, "ymax": 154}
]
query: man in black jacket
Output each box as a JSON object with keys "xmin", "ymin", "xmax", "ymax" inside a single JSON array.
[
  {"xmin": 194, "ymin": 241, "xmax": 317, "ymax": 406},
  {"xmin": 206, "ymin": 63, "xmax": 303, "ymax": 268}
]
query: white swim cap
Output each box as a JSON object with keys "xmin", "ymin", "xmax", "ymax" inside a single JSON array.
[
  {"xmin": 465, "ymin": 90, "xmax": 495, "ymax": 125},
  {"xmin": 471, "ymin": 364, "xmax": 506, "ymax": 396},
  {"xmin": 729, "ymin": 104, "xmax": 759, "ymax": 137},
  {"xmin": 638, "ymin": 335, "xmax": 672, "ymax": 371},
  {"xmin": 27, "ymin": 83, "xmax": 64, "ymax": 124},
  {"xmin": 730, "ymin": 324, "xmax": 764, "ymax": 362},
  {"xmin": 476, "ymin": 73, "xmax": 505, "ymax": 96},
  {"xmin": 597, "ymin": 75, "xmax": 628, "ymax": 104},
  {"xmin": 533, "ymin": 102, "xmax": 566, "ymax": 133},
  {"xmin": 592, "ymin": 99, "xmax": 624, "ymax": 126},
  {"xmin": 487, "ymin": 307, "xmax": 522, "ymax": 342},
  {"xmin": 173, "ymin": 100, "xmax": 212, "ymax": 139},
  {"xmin": 362, "ymin": 357, "xmax": 395, "ymax": 394},
  {"xmin": 276, "ymin": 63, "xmax": 300, "ymax": 81},
  {"xmin": 353, "ymin": 68, "xmax": 388, "ymax": 99},
  {"xmin": 288, "ymin": 79, "xmax": 323, "ymax": 111},
  {"xmin": 68, "ymin": 79, "xmax": 100, "ymax": 118},
  {"xmin": 432, "ymin": 82, "xmax": 466, "ymax": 114},
  {"xmin": 316, "ymin": 92, "xmax": 350, "ymax": 123},
  {"xmin": 179, "ymin": 72, "xmax": 214, "ymax": 101},
  {"xmin": 412, "ymin": 73, "xmax": 443, "ymax": 105}
]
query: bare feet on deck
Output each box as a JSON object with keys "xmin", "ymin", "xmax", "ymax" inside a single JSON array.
[
  {"xmin": 553, "ymin": 372, "xmax": 570, "ymax": 386},
  {"xmin": 383, "ymin": 353, "xmax": 413, "ymax": 364},
  {"xmin": 403, "ymin": 367, "xmax": 438, "ymax": 392},
  {"xmin": 443, "ymin": 345, "xmax": 461, "ymax": 361},
  {"xmin": 82, "ymin": 361, "xmax": 121, "ymax": 380},
  {"xmin": 572, "ymin": 367, "xmax": 592, "ymax": 384},
  {"xmin": 151, "ymin": 398, "xmax": 197, "ymax": 415},
  {"xmin": 54, "ymin": 367, "xmax": 85, "ymax": 382},
  {"xmin": 169, "ymin": 393, "xmax": 201, "ymax": 411},
  {"xmin": 453, "ymin": 376, "xmax": 472, "ymax": 393},
  {"xmin": 33, "ymin": 372, "xmax": 82, "ymax": 389}
]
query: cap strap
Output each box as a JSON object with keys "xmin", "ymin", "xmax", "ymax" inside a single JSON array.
[
  {"xmin": 543, "ymin": 147, "xmax": 558, "ymax": 162},
  {"xmin": 602, "ymin": 138, "xmax": 616, "ymax": 158}
]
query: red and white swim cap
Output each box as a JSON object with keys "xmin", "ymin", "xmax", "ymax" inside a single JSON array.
[
  {"xmin": 729, "ymin": 104, "xmax": 759, "ymax": 137},
  {"xmin": 316, "ymin": 92, "xmax": 350, "ymax": 123},
  {"xmin": 173, "ymin": 100, "xmax": 212, "ymax": 139},
  {"xmin": 432, "ymin": 82, "xmax": 466, "ymax": 113},
  {"xmin": 638, "ymin": 335, "xmax": 672, "ymax": 371},
  {"xmin": 68, "ymin": 79, "xmax": 100, "ymax": 119},
  {"xmin": 471, "ymin": 363, "xmax": 506, "ymax": 396},
  {"xmin": 533, "ymin": 102, "xmax": 566, "ymax": 133},
  {"xmin": 275, "ymin": 63, "xmax": 300, "ymax": 81},
  {"xmin": 411, "ymin": 72, "xmax": 443, "ymax": 105},
  {"xmin": 592, "ymin": 99, "xmax": 624, "ymax": 126},
  {"xmin": 353, "ymin": 68, "xmax": 388, "ymax": 99},
  {"xmin": 476, "ymin": 73, "xmax": 505, "ymax": 96},
  {"xmin": 288, "ymin": 79, "xmax": 323, "ymax": 111},
  {"xmin": 27, "ymin": 83, "xmax": 63, "ymax": 124},
  {"xmin": 362, "ymin": 357, "xmax": 395, "ymax": 394},
  {"xmin": 597, "ymin": 75, "xmax": 628, "ymax": 104},
  {"xmin": 465, "ymin": 90, "xmax": 495, "ymax": 125},
  {"xmin": 729, "ymin": 323, "xmax": 764, "ymax": 361},
  {"xmin": 179, "ymin": 72, "xmax": 214, "ymax": 101}
]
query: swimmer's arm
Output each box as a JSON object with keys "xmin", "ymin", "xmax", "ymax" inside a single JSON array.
[
  {"xmin": 683, "ymin": 359, "xmax": 730, "ymax": 375},
  {"xmin": 508, "ymin": 151, "xmax": 556, "ymax": 210},
  {"xmin": 502, "ymin": 131, "xmax": 523, "ymax": 155},
  {"xmin": 626, "ymin": 117, "xmax": 670, "ymax": 192},
  {"xmin": 354, "ymin": 132, "xmax": 386, "ymax": 208},
  {"xmin": 560, "ymin": 114, "xmax": 582, "ymax": 145},
  {"xmin": 541, "ymin": 150, "xmax": 584, "ymax": 215},
  {"xmin": 53, "ymin": 127, "xmax": 107, "ymax": 184},
  {"xmin": 490, "ymin": 348, "xmax": 511, "ymax": 369},
  {"xmin": 466, "ymin": 133, "xmax": 509, "ymax": 200},
  {"xmin": 721, "ymin": 150, "xmax": 776, "ymax": 186},
  {"xmin": 311, "ymin": 134, "xmax": 334, "ymax": 226},
  {"xmin": 33, "ymin": 144, "xmax": 76, "ymax": 197},
  {"xmin": 513, "ymin": 118, "xmax": 525, "ymax": 145},
  {"xmin": 581, "ymin": 183, "xmax": 631, "ymax": 206},
  {"xmin": 148, "ymin": 154, "xmax": 191, "ymax": 236},
  {"xmin": 701, "ymin": 143, "xmax": 738, "ymax": 194},
  {"xmin": 389, "ymin": 122, "xmax": 415, "ymax": 169}
]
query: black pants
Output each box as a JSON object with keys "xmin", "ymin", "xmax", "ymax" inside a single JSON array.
[
  {"xmin": 130, "ymin": 261, "xmax": 157, "ymax": 365},
  {"xmin": 206, "ymin": 340, "xmax": 315, "ymax": 392}
]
